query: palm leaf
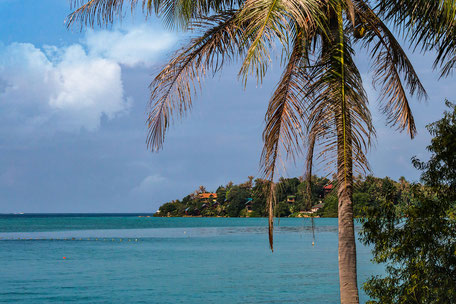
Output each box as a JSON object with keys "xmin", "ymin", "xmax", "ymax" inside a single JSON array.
[
  {"xmin": 305, "ymin": 23, "xmax": 374, "ymax": 182},
  {"xmin": 67, "ymin": 0, "xmax": 243, "ymax": 29},
  {"xmin": 261, "ymin": 31, "xmax": 310, "ymax": 251},
  {"xmin": 147, "ymin": 11, "xmax": 247, "ymax": 151},
  {"xmin": 375, "ymin": 0, "xmax": 456, "ymax": 74},
  {"xmin": 355, "ymin": 1, "xmax": 427, "ymax": 138},
  {"xmin": 237, "ymin": 0, "xmax": 325, "ymax": 84}
]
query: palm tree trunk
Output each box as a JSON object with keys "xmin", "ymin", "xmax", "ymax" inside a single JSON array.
[
  {"xmin": 335, "ymin": 91, "xmax": 359, "ymax": 303},
  {"xmin": 336, "ymin": 142, "xmax": 359, "ymax": 304},
  {"xmin": 334, "ymin": 3, "xmax": 359, "ymax": 303}
]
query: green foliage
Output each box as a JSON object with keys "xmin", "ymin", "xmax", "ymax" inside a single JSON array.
[
  {"xmin": 317, "ymin": 176, "xmax": 406, "ymax": 217},
  {"xmin": 276, "ymin": 177, "xmax": 300, "ymax": 202},
  {"xmin": 155, "ymin": 175, "xmax": 417, "ymax": 218},
  {"xmin": 353, "ymin": 192, "xmax": 369, "ymax": 215},
  {"xmin": 360, "ymin": 101, "xmax": 456, "ymax": 303},
  {"xmin": 413, "ymin": 100, "xmax": 456, "ymax": 191},
  {"xmin": 275, "ymin": 201, "xmax": 291, "ymax": 217},
  {"xmin": 158, "ymin": 202, "xmax": 178, "ymax": 216},
  {"xmin": 225, "ymin": 185, "xmax": 250, "ymax": 217},
  {"xmin": 361, "ymin": 189, "xmax": 456, "ymax": 303},
  {"xmin": 216, "ymin": 186, "xmax": 226, "ymax": 204},
  {"xmin": 319, "ymin": 193, "xmax": 338, "ymax": 217},
  {"xmin": 251, "ymin": 179, "xmax": 268, "ymax": 216}
]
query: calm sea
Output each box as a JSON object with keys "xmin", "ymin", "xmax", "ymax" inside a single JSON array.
[{"xmin": 0, "ymin": 215, "xmax": 382, "ymax": 303}]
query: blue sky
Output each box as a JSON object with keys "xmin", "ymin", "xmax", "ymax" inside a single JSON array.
[{"xmin": 0, "ymin": 1, "xmax": 454, "ymax": 213}]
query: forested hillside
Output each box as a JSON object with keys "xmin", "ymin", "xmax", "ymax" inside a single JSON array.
[{"xmin": 155, "ymin": 175, "xmax": 415, "ymax": 218}]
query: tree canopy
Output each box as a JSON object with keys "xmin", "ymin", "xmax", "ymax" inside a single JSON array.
[{"xmin": 360, "ymin": 101, "xmax": 456, "ymax": 304}]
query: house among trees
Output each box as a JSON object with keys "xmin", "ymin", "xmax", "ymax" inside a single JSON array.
[
  {"xmin": 198, "ymin": 193, "xmax": 217, "ymax": 202},
  {"xmin": 323, "ymin": 184, "xmax": 334, "ymax": 196},
  {"xmin": 156, "ymin": 174, "xmax": 416, "ymax": 219},
  {"xmin": 287, "ymin": 195, "xmax": 296, "ymax": 203},
  {"xmin": 245, "ymin": 198, "xmax": 253, "ymax": 213},
  {"xmin": 311, "ymin": 203, "xmax": 325, "ymax": 213}
]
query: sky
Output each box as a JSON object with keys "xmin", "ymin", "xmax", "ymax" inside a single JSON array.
[{"xmin": 0, "ymin": 1, "xmax": 454, "ymax": 213}]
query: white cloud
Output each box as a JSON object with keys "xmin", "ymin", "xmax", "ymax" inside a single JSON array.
[
  {"xmin": 85, "ymin": 25, "xmax": 175, "ymax": 67},
  {"xmin": 0, "ymin": 25, "xmax": 176, "ymax": 133},
  {"xmin": 131, "ymin": 174, "xmax": 167, "ymax": 195}
]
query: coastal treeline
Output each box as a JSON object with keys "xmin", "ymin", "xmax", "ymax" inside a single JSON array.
[{"xmin": 155, "ymin": 175, "xmax": 415, "ymax": 218}]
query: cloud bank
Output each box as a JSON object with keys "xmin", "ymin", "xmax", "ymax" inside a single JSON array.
[{"xmin": 0, "ymin": 26, "xmax": 175, "ymax": 133}]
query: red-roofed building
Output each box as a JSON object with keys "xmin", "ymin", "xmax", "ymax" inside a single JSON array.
[
  {"xmin": 198, "ymin": 193, "xmax": 217, "ymax": 202},
  {"xmin": 323, "ymin": 184, "xmax": 334, "ymax": 196}
]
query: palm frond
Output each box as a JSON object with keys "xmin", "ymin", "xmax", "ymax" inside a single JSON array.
[
  {"xmin": 375, "ymin": 0, "xmax": 456, "ymax": 74},
  {"xmin": 435, "ymin": 22, "xmax": 456, "ymax": 77},
  {"xmin": 147, "ymin": 11, "xmax": 246, "ymax": 151},
  {"xmin": 304, "ymin": 109, "xmax": 328, "ymax": 180},
  {"xmin": 237, "ymin": 0, "xmax": 325, "ymax": 84},
  {"xmin": 355, "ymin": 2, "xmax": 427, "ymax": 139},
  {"xmin": 261, "ymin": 31, "xmax": 310, "ymax": 251},
  {"xmin": 305, "ymin": 131, "xmax": 316, "ymax": 209},
  {"xmin": 305, "ymin": 131, "xmax": 316, "ymax": 185},
  {"xmin": 67, "ymin": 0, "xmax": 243, "ymax": 29},
  {"xmin": 375, "ymin": 0, "xmax": 456, "ymax": 49},
  {"xmin": 440, "ymin": 52, "xmax": 456, "ymax": 77},
  {"xmin": 344, "ymin": 0, "xmax": 356, "ymax": 27},
  {"xmin": 305, "ymin": 26, "xmax": 374, "ymax": 182},
  {"xmin": 371, "ymin": 49, "xmax": 417, "ymax": 138}
]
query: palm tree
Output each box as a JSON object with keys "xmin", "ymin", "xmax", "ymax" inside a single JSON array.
[{"xmin": 68, "ymin": 1, "xmax": 456, "ymax": 303}]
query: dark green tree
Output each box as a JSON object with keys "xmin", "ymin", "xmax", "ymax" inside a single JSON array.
[
  {"xmin": 251, "ymin": 178, "xmax": 268, "ymax": 216},
  {"xmin": 319, "ymin": 192, "xmax": 338, "ymax": 217},
  {"xmin": 158, "ymin": 201, "xmax": 178, "ymax": 216},
  {"xmin": 225, "ymin": 185, "xmax": 251, "ymax": 217},
  {"xmin": 216, "ymin": 186, "xmax": 227, "ymax": 204},
  {"xmin": 360, "ymin": 100, "xmax": 456, "ymax": 304}
]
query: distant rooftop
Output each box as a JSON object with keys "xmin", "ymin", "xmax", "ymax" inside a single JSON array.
[{"xmin": 198, "ymin": 193, "xmax": 217, "ymax": 199}]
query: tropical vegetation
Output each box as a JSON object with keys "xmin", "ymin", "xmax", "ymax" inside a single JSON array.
[
  {"xmin": 154, "ymin": 174, "xmax": 415, "ymax": 218},
  {"xmin": 360, "ymin": 101, "xmax": 456, "ymax": 303},
  {"xmin": 67, "ymin": 1, "xmax": 456, "ymax": 302}
]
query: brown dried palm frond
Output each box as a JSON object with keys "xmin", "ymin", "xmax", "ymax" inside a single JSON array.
[
  {"xmin": 67, "ymin": 0, "xmax": 243, "ymax": 29},
  {"xmin": 260, "ymin": 31, "xmax": 311, "ymax": 250},
  {"xmin": 305, "ymin": 130, "xmax": 317, "ymax": 185},
  {"xmin": 354, "ymin": 1, "xmax": 427, "ymax": 139},
  {"xmin": 304, "ymin": 130, "xmax": 316, "ymax": 207},
  {"xmin": 147, "ymin": 11, "xmax": 248, "ymax": 151},
  {"xmin": 304, "ymin": 108, "xmax": 328, "ymax": 183},
  {"xmin": 344, "ymin": 0, "xmax": 356, "ymax": 27}
]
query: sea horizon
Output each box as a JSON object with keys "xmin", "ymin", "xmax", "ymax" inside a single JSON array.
[{"xmin": 0, "ymin": 216, "xmax": 380, "ymax": 303}]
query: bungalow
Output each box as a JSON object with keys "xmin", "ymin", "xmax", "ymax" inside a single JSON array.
[
  {"xmin": 323, "ymin": 184, "xmax": 334, "ymax": 196},
  {"xmin": 311, "ymin": 203, "xmax": 325, "ymax": 213},
  {"xmin": 287, "ymin": 195, "xmax": 296, "ymax": 203},
  {"xmin": 198, "ymin": 193, "xmax": 217, "ymax": 202},
  {"xmin": 245, "ymin": 198, "xmax": 253, "ymax": 212}
]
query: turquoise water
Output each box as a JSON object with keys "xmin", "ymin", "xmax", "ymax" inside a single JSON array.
[{"xmin": 0, "ymin": 216, "xmax": 381, "ymax": 303}]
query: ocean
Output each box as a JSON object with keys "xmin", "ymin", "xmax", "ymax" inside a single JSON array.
[{"xmin": 0, "ymin": 215, "xmax": 382, "ymax": 303}]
